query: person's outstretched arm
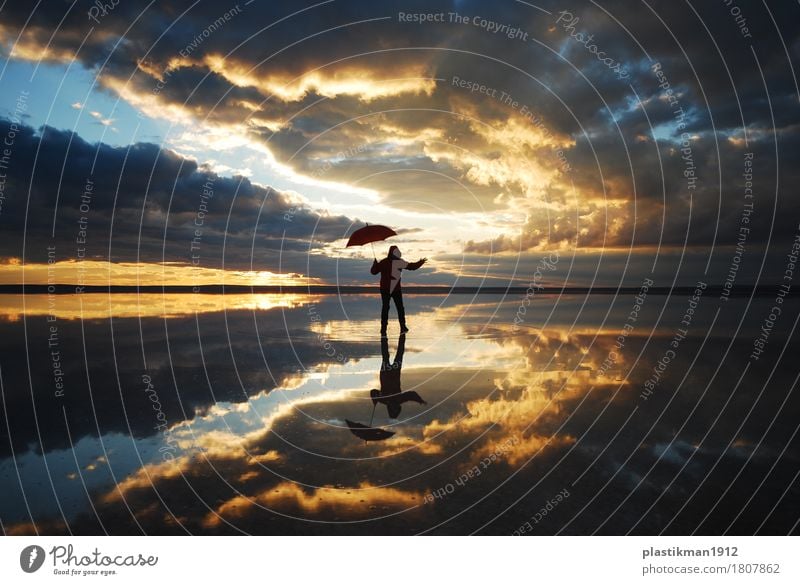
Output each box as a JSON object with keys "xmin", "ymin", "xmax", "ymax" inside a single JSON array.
[
  {"xmin": 399, "ymin": 391, "xmax": 427, "ymax": 405},
  {"xmin": 370, "ymin": 258, "xmax": 381, "ymax": 274},
  {"xmin": 406, "ymin": 257, "xmax": 427, "ymax": 270}
]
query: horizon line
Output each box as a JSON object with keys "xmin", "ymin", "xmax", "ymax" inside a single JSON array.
[{"xmin": 0, "ymin": 284, "xmax": 793, "ymax": 296}]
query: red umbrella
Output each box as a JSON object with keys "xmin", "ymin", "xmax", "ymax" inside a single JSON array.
[
  {"xmin": 346, "ymin": 224, "xmax": 396, "ymax": 247},
  {"xmin": 346, "ymin": 223, "xmax": 396, "ymax": 258}
]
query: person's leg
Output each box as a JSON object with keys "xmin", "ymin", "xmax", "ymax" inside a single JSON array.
[
  {"xmin": 394, "ymin": 331, "xmax": 406, "ymax": 366},
  {"xmin": 392, "ymin": 288, "xmax": 407, "ymax": 331},
  {"xmin": 381, "ymin": 334, "xmax": 390, "ymax": 369},
  {"xmin": 380, "ymin": 292, "xmax": 390, "ymax": 334}
]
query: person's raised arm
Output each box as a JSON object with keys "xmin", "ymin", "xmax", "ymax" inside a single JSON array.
[
  {"xmin": 406, "ymin": 257, "xmax": 427, "ymax": 270},
  {"xmin": 370, "ymin": 258, "xmax": 381, "ymax": 274}
]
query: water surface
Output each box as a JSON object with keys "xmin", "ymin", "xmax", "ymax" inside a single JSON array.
[{"xmin": 1, "ymin": 292, "xmax": 798, "ymax": 534}]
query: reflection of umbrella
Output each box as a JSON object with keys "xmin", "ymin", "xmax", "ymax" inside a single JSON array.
[
  {"xmin": 346, "ymin": 224, "xmax": 396, "ymax": 258},
  {"xmin": 345, "ymin": 419, "xmax": 395, "ymax": 442}
]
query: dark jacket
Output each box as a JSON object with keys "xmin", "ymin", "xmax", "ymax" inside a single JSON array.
[
  {"xmin": 371, "ymin": 334, "xmax": 426, "ymax": 418},
  {"xmin": 371, "ymin": 256, "xmax": 424, "ymax": 293}
]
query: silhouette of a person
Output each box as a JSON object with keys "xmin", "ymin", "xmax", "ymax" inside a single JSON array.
[
  {"xmin": 370, "ymin": 334, "xmax": 426, "ymax": 419},
  {"xmin": 370, "ymin": 245, "xmax": 426, "ymax": 335}
]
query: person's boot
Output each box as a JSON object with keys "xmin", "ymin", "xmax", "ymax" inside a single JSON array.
[{"xmin": 399, "ymin": 323, "xmax": 409, "ymax": 333}]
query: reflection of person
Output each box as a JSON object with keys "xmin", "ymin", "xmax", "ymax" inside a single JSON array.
[
  {"xmin": 370, "ymin": 334, "xmax": 426, "ymax": 419},
  {"xmin": 370, "ymin": 245, "xmax": 427, "ymax": 335}
]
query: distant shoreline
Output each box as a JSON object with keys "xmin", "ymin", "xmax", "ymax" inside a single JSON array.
[{"xmin": 0, "ymin": 284, "xmax": 793, "ymax": 296}]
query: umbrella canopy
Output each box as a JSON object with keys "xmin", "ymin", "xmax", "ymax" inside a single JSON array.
[
  {"xmin": 345, "ymin": 419, "xmax": 395, "ymax": 442},
  {"xmin": 346, "ymin": 224, "xmax": 397, "ymax": 247}
]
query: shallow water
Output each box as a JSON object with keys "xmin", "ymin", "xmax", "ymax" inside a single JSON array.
[{"xmin": 0, "ymin": 292, "xmax": 798, "ymax": 534}]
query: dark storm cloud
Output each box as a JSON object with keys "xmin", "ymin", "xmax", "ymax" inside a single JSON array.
[
  {"xmin": 1, "ymin": 0, "xmax": 799, "ymax": 256},
  {"xmin": 0, "ymin": 117, "xmax": 356, "ymax": 271}
]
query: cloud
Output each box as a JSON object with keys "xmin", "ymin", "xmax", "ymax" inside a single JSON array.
[
  {"xmin": 0, "ymin": 0, "xmax": 798, "ymax": 266},
  {"xmin": 0, "ymin": 117, "xmax": 358, "ymax": 276}
]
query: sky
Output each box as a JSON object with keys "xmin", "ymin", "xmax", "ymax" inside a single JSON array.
[{"xmin": 0, "ymin": 0, "xmax": 798, "ymax": 287}]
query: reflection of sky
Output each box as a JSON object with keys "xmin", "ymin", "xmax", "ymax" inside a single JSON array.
[
  {"xmin": 0, "ymin": 432, "xmax": 166, "ymax": 524},
  {"xmin": 0, "ymin": 297, "xmax": 517, "ymax": 525},
  {"xmin": 1, "ymin": 294, "xmax": 799, "ymax": 534},
  {"xmin": 0, "ymin": 293, "xmax": 314, "ymax": 320}
]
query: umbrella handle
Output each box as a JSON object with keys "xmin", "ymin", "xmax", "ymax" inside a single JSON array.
[{"xmin": 369, "ymin": 402, "xmax": 376, "ymax": 426}]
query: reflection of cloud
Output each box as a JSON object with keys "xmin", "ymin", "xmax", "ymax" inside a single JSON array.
[
  {"xmin": 204, "ymin": 481, "xmax": 422, "ymax": 527},
  {"xmin": 419, "ymin": 379, "xmax": 580, "ymax": 466},
  {"xmin": 0, "ymin": 260, "xmax": 312, "ymax": 286},
  {"xmin": 101, "ymin": 432, "xmax": 282, "ymax": 507},
  {"xmin": 101, "ymin": 458, "xmax": 193, "ymax": 506},
  {"xmin": 371, "ymin": 435, "xmax": 444, "ymax": 457},
  {"xmin": 0, "ymin": 293, "xmax": 313, "ymax": 320},
  {"xmin": 6, "ymin": 518, "xmax": 66, "ymax": 536},
  {"xmin": 402, "ymin": 326, "xmax": 639, "ymax": 466},
  {"xmin": 3, "ymin": 294, "xmax": 798, "ymax": 534}
]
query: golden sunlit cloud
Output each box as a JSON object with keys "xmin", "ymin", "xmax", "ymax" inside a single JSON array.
[
  {"xmin": 1, "ymin": 25, "xmax": 78, "ymax": 62},
  {"xmin": 0, "ymin": 259, "xmax": 315, "ymax": 286},
  {"xmin": 105, "ymin": 77, "xmax": 382, "ymax": 205},
  {"xmin": 202, "ymin": 56, "xmax": 437, "ymax": 102},
  {"xmin": 101, "ymin": 432, "xmax": 281, "ymax": 507}
]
